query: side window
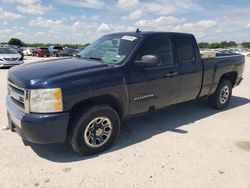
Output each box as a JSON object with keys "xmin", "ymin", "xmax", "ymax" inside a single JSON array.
[
  {"xmin": 139, "ymin": 36, "xmax": 174, "ymax": 66},
  {"xmin": 176, "ymin": 36, "xmax": 195, "ymax": 64}
]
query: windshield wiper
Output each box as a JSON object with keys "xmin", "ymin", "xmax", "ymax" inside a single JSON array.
[
  {"xmin": 80, "ymin": 56, "xmax": 115, "ymax": 66},
  {"xmin": 81, "ymin": 56, "xmax": 103, "ymax": 62}
]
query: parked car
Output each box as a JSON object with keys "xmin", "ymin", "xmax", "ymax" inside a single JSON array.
[
  {"xmin": 6, "ymin": 31, "xmax": 245, "ymax": 155},
  {"xmin": 0, "ymin": 47, "xmax": 24, "ymax": 68},
  {"xmin": 48, "ymin": 46, "xmax": 63, "ymax": 57},
  {"xmin": 23, "ymin": 47, "xmax": 34, "ymax": 56},
  {"xmin": 32, "ymin": 47, "xmax": 50, "ymax": 57},
  {"xmin": 216, "ymin": 49, "xmax": 238, "ymax": 56},
  {"xmin": 4, "ymin": 45, "xmax": 24, "ymax": 60},
  {"xmin": 235, "ymin": 50, "xmax": 250, "ymax": 56},
  {"xmin": 58, "ymin": 48, "xmax": 80, "ymax": 57}
]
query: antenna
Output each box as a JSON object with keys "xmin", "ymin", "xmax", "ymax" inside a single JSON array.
[
  {"xmin": 69, "ymin": 18, "xmax": 72, "ymax": 45},
  {"xmin": 136, "ymin": 28, "xmax": 141, "ymax": 33}
]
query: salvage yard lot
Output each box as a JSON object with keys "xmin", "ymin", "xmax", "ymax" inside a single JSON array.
[{"xmin": 0, "ymin": 57, "xmax": 250, "ymax": 188}]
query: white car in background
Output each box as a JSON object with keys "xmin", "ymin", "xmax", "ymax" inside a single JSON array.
[
  {"xmin": 22, "ymin": 47, "xmax": 33, "ymax": 56},
  {"xmin": 0, "ymin": 47, "xmax": 24, "ymax": 68},
  {"xmin": 235, "ymin": 50, "xmax": 250, "ymax": 56}
]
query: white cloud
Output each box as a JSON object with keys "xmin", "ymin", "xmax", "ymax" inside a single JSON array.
[
  {"xmin": 29, "ymin": 17, "xmax": 67, "ymax": 35},
  {"xmin": 97, "ymin": 23, "xmax": 112, "ymax": 32},
  {"xmin": 16, "ymin": 4, "xmax": 53, "ymax": 15},
  {"xmin": 35, "ymin": 31, "xmax": 45, "ymax": 36},
  {"xmin": 4, "ymin": 0, "xmax": 41, "ymax": 5},
  {"xmin": 117, "ymin": 0, "xmax": 202, "ymax": 16},
  {"xmin": 4, "ymin": 0, "xmax": 53, "ymax": 15},
  {"xmin": 72, "ymin": 21, "xmax": 97, "ymax": 31},
  {"xmin": 174, "ymin": 20, "xmax": 217, "ymax": 31},
  {"xmin": 117, "ymin": 0, "xmax": 139, "ymax": 8},
  {"xmin": 246, "ymin": 22, "xmax": 250, "ymax": 28},
  {"xmin": 13, "ymin": 26, "xmax": 25, "ymax": 30},
  {"xmin": 122, "ymin": 10, "xmax": 143, "ymax": 20},
  {"xmin": 135, "ymin": 16, "xmax": 186, "ymax": 28},
  {"xmin": 29, "ymin": 17, "xmax": 63, "ymax": 27},
  {"xmin": 196, "ymin": 20, "xmax": 217, "ymax": 28},
  {"xmin": 70, "ymin": 16, "xmax": 76, "ymax": 21},
  {"xmin": 97, "ymin": 23, "xmax": 135, "ymax": 33},
  {"xmin": 143, "ymin": 3, "xmax": 177, "ymax": 15},
  {"xmin": 91, "ymin": 15, "xmax": 100, "ymax": 21},
  {"xmin": 80, "ymin": 14, "xmax": 86, "ymax": 19},
  {"xmin": 16, "ymin": 32, "xmax": 26, "ymax": 36},
  {"xmin": 172, "ymin": 0, "xmax": 202, "ymax": 11},
  {"xmin": 0, "ymin": 29, "xmax": 12, "ymax": 35},
  {"xmin": 173, "ymin": 20, "xmax": 217, "ymax": 38},
  {"xmin": 0, "ymin": 7, "xmax": 23, "ymax": 20},
  {"xmin": 55, "ymin": 0, "xmax": 104, "ymax": 9}
]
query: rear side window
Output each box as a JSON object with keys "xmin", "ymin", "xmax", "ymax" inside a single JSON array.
[
  {"xmin": 176, "ymin": 36, "xmax": 195, "ymax": 64},
  {"xmin": 138, "ymin": 35, "xmax": 174, "ymax": 66}
]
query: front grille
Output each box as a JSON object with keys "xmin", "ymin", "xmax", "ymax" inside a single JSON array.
[
  {"xmin": 3, "ymin": 58, "xmax": 19, "ymax": 61},
  {"xmin": 8, "ymin": 81, "xmax": 26, "ymax": 110}
]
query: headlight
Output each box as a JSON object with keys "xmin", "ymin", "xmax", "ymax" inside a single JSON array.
[{"xmin": 30, "ymin": 88, "xmax": 63, "ymax": 113}]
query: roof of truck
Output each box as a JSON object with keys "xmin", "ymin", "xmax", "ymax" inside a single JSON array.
[{"xmin": 105, "ymin": 31, "xmax": 194, "ymax": 38}]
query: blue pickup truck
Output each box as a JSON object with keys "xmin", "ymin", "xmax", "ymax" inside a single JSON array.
[{"xmin": 6, "ymin": 31, "xmax": 245, "ymax": 155}]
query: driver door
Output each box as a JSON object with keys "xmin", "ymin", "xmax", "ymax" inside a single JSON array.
[{"xmin": 127, "ymin": 34, "xmax": 180, "ymax": 115}]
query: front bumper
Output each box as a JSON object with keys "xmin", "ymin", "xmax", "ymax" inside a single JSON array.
[
  {"xmin": 0, "ymin": 61, "xmax": 24, "ymax": 68},
  {"xmin": 6, "ymin": 96, "xmax": 69, "ymax": 144}
]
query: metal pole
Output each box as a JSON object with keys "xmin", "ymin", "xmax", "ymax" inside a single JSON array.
[{"xmin": 69, "ymin": 18, "xmax": 72, "ymax": 45}]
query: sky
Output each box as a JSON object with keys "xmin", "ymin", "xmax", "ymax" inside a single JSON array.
[{"xmin": 0, "ymin": 0, "xmax": 250, "ymax": 44}]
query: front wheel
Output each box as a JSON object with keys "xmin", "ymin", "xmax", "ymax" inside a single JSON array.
[
  {"xmin": 208, "ymin": 79, "xmax": 232, "ymax": 109},
  {"xmin": 69, "ymin": 105, "xmax": 121, "ymax": 155}
]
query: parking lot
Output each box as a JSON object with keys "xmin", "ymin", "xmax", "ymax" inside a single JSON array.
[{"xmin": 0, "ymin": 56, "xmax": 250, "ymax": 187}]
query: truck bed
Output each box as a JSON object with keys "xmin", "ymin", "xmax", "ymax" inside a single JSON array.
[{"xmin": 200, "ymin": 55, "xmax": 245, "ymax": 97}]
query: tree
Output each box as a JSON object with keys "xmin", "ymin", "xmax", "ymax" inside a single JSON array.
[
  {"xmin": 8, "ymin": 38, "xmax": 24, "ymax": 47},
  {"xmin": 198, "ymin": 42, "xmax": 210, "ymax": 49},
  {"xmin": 220, "ymin": 41, "xmax": 228, "ymax": 48},
  {"xmin": 227, "ymin": 41, "xmax": 236, "ymax": 47},
  {"xmin": 241, "ymin": 42, "xmax": 250, "ymax": 48},
  {"xmin": 210, "ymin": 42, "xmax": 222, "ymax": 49}
]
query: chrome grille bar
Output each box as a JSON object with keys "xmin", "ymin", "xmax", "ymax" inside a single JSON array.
[{"xmin": 8, "ymin": 81, "xmax": 30, "ymax": 113}]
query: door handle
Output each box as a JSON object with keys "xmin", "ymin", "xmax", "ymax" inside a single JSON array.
[{"xmin": 166, "ymin": 72, "xmax": 178, "ymax": 77}]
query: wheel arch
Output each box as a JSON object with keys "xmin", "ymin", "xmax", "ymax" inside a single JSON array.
[
  {"xmin": 69, "ymin": 94, "xmax": 124, "ymax": 121},
  {"xmin": 67, "ymin": 94, "xmax": 124, "ymax": 140},
  {"xmin": 219, "ymin": 71, "xmax": 237, "ymax": 87}
]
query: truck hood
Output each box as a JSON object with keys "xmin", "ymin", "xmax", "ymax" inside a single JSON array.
[{"xmin": 8, "ymin": 58, "xmax": 110, "ymax": 88}]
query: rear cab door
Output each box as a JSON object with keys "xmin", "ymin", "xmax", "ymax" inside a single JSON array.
[{"xmin": 174, "ymin": 34, "xmax": 203, "ymax": 103}]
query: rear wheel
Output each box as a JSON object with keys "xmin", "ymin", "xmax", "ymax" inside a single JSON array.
[
  {"xmin": 208, "ymin": 79, "xmax": 232, "ymax": 109},
  {"xmin": 69, "ymin": 105, "xmax": 120, "ymax": 155}
]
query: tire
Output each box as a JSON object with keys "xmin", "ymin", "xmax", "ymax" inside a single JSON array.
[
  {"xmin": 208, "ymin": 79, "xmax": 232, "ymax": 109},
  {"xmin": 69, "ymin": 105, "xmax": 121, "ymax": 155}
]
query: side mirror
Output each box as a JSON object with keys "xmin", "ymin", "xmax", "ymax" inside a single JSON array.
[{"xmin": 135, "ymin": 55, "xmax": 161, "ymax": 69}]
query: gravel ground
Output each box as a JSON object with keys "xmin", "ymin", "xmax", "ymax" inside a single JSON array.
[{"xmin": 0, "ymin": 56, "xmax": 249, "ymax": 188}]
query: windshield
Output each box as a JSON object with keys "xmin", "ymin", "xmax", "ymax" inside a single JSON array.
[
  {"xmin": 79, "ymin": 34, "xmax": 140, "ymax": 65},
  {"xmin": 0, "ymin": 48, "xmax": 17, "ymax": 54}
]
